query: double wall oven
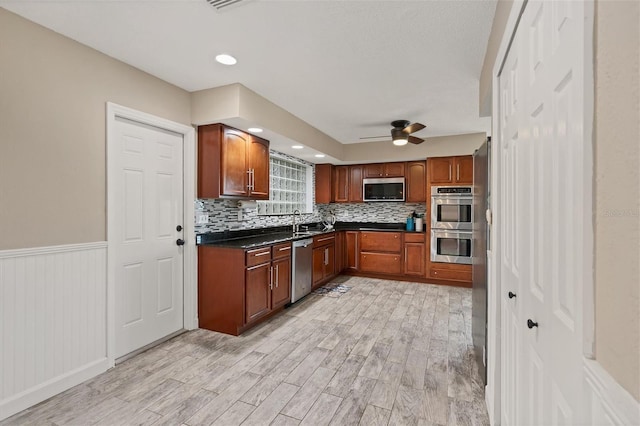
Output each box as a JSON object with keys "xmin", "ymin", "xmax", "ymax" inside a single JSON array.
[{"xmin": 430, "ymin": 186, "xmax": 473, "ymax": 264}]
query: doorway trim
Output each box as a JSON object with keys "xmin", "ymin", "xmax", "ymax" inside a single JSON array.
[{"xmin": 106, "ymin": 102, "xmax": 197, "ymax": 366}]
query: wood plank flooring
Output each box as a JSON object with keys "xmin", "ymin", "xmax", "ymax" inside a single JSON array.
[{"xmin": 2, "ymin": 276, "xmax": 489, "ymax": 426}]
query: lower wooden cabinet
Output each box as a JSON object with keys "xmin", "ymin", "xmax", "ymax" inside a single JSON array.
[
  {"xmin": 345, "ymin": 231, "xmax": 359, "ymax": 271},
  {"xmin": 428, "ymin": 263, "xmax": 472, "ymax": 282},
  {"xmin": 198, "ymin": 241, "xmax": 291, "ymax": 336},
  {"xmin": 359, "ymin": 231, "xmax": 403, "ymax": 275},
  {"xmin": 312, "ymin": 233, "xmax": 336, "ymax": 288}
]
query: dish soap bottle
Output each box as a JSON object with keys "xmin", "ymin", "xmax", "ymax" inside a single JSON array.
[{"xmin": 406, "ymin": 214, "xmax": 414, "ymax": 231}]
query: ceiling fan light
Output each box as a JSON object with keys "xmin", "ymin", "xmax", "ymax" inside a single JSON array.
[{"xmin": 393, "ymin": 138, "xmax": 408, "ymax": 146}]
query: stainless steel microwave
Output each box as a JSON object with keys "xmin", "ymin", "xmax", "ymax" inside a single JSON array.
[{"xmin": 363, "ymin": 177, "xmax": 405, "ymax": 202}]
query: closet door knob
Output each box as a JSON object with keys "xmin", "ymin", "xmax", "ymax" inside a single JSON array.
[
  {"xmin": 527, "ymin": 319, "xmax": 538, "ymax": 329},
  {"xmin": 508, "ymin": 291, "xmax": 516, "ymax": 299},
  {"xmin": 176, "ymin": 239, "xmax": 185, "ymax": 246}
]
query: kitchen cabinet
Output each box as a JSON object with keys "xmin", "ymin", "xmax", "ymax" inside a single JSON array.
[
  {"xmin": 315, "ymin": 164, "xmax": 333, "ymax": 204},
  {"xmin": 406, "ymin": 161, "xmax": 426, "ymax": 202},
  {"xmin": 364, "ymin": 162, "xmax": 405, "ymax": 178},
  {"xmin": 198, "ymin": 240, "xmax": 291, "ymax": 336},
  {"xmin": 348, "ymin": 166, "xmax": 363, "ymax": 202},
  {"xmin": 312, "ymin": 233, "xmax": 336, "ymax": 288},
  {"xmin": 359, "ymin": 231, "xmax": 403, "ymax": 275},
  {"xmin": 403, "ymin": 233, "xmax": 425, "ymax": 276},
  {"xmin": 428, "ymin": 156, "xmax": 473, "ymax": 185},
  {"xmin": 198, "ymin": 124, "xmax": 270, "ymax": 199},
  {"xmin": 333, "ymin": 165, "xmax": 349, "ymax": 203},
  {"xmin": 345, "ymin": 231, "xmax": 359, "ymax": 271}
]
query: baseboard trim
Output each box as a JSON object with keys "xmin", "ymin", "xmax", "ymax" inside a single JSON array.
[
  {"xmin": 0, "ymin": 358, "xmax": 110, "ymax": 421},
  {"xmin": 583, "ymin": 358, "xmax": 640, "ymax": 425}
]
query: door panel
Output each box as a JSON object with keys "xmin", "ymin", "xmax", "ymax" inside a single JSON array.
[
  {"xmin": 221, "ymin": 129, "xmax": 249, "ymax": 197},
  {"xmin": 272, "ymin": 257, "xmax": 291, "ymax": 309},
  {"xmin": 245, "ymin": 263, "xmax": 271, "ymax": 323},
  {"xmin": 113, "ymin": 117, "xmax": 184, "ymax": 359},
  {"xmin": 348, "ymin": 166, "xmax": 363, "ymax": 202},
  {"xmin": 249, "ymin": 136, "xmax": 270, "ymax": 199},
  {"xmin": 429, "ymin": 157, "xmax": 453, "ymax": 184}
]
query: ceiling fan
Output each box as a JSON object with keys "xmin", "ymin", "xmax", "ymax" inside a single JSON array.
[{"xmin": 360, "ymin": 120, "xmax": 427, "ymax": 146}]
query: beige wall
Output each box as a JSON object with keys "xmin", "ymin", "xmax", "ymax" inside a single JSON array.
[
  {"xmin": 478, "ymin": 0, "xmax": 514, "ymax": 117},
  {"xmin": 594, "ymin": 0, "xmax": 640, "ymax": 401},
  {"xmin": 0, "ymin": 8, "xmax": 191, "ymax": 250}
]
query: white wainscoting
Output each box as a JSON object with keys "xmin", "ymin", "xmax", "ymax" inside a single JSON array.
[
  {"xmin": 0, "ymin": 242, "xmax": 109, "ymax": 421},
  {"xmin": 584, "ymin": 359, "xmax": 640, "ymax": 425}
]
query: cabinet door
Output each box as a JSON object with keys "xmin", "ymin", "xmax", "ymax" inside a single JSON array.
[
  {"xmin": 384, "ymin": 162, "xmax": 405, "ymax": 177},
  {"xmin": 245, "ymin": 263, "xmax": 271, "ymax": 324},
  {"xmin": 360, "ymin": 231, "xmax": 402, "ymax": 252},
  {"xmin": 221, "ymin": 128, "xmax": 250, "ymax": 197},
  {"xmin": 364, "ymin": 163, "xmax": 384, "ymax": 178},
  {"xmin": 454, "ymin": 156, "xmax": 474, "ymax": 184},
  {"xmin": 197, "ymin": 124, "xmax": 222, "ymax": 199},
  {"xmin": 272, "ymin": 257, "xmax": 291, "ymax": 309},
  {"xmin": 345, "ymin": 231, "xmax": 359, "ymax": 271},
  {"xmin": 404, "ymin": 243, "xmax": 425, "ymax": 276},
  {"xmin": 315, "ymin": 164, "xmax": 333, "ymax": 204},
  {"xmin": 429, "ymin": 157, "xmax": 454, "ymax": 184},
  {"xmin": 406, "ymin": 161, "xmax": 426, "ymax": 202},
  {"xmin": 249, "ymin": 136, "xmax": 270, "ymax": 199},
  {"xmin": 312, "ymin": 247, "xmax": 325, "ymax": 286},
  {"xmin": 348, "ymin": 166, "xmax": 363, "ymax": 202},
  {"xmin": 334, "ymin": 231, "xmax": 345, "ymax": 273},
  {"xmin": 324, "ymin": 244, "xmax": 335, "ymax": 279},
  {"xmin": 360, "ymin": 252, "xmax": 402, "ymax": 275},
  {"xmin": 333, "ymin": 166, "xmax": 349, "ymax": 203}
]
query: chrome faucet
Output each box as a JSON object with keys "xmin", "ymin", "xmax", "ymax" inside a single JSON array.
[{"xmin": 292, "ymin": 209, "xmax": 301, "ymax": 233}]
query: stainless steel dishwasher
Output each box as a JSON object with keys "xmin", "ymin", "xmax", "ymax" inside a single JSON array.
[{"xmin": 291, "ymin": 238, "xmax": 313, "ymax": 303}]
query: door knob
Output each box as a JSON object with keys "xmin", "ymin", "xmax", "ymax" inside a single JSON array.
[
  {"xmin": 176, "ymin": 239, "xmax": 185, "ymax": 246},
  {"xmin": 527, "ymin": 319, "xmax": 538, "ymax": 329},
  {"xmin": 176, "ymin": 225, "xmax": 183, "ymax": 232},
  {"xmin": 508, "ymin": 291, "xmax": 516, "ymax": 299}
]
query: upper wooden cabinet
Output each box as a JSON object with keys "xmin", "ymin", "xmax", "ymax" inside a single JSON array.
[
  {"xmin": 198, "ymin": 124, "xmax": 270, "ymax": 199},
  {"xmin": 348, "ymin": 166, "xmax": 363, "ymax": 202},
  {"xmin": 315, "ymin": 164, "xmax": 333, "ymax": 204},
  {"xmin": 333, "ymin": 165, "xmax": 349, "ymax": 203},
  {"xmin": 406, "ymin": 161, "xmax": 426, "ymax": 202},
  {"xmin": 364, "ymin": 162, "xmax": 405, "ymax": 178},
  {"xmin": 428, "ymin": 156, "xmax": 473, "ymax": 185}
]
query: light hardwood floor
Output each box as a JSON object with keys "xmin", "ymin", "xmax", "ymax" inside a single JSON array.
[{"xmin": 2, "ymin": 276, "xmax": 489, "ymax": 426}]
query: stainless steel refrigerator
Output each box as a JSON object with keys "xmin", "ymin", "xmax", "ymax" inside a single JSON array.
[{"xmin": 472, "ymin": 137, "xmax": 490, "ymax": 385}]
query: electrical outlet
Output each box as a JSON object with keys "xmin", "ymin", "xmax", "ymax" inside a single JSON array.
[{"xmin": 196, "ymin": 214, "xmax": 209, "ymax": 224}]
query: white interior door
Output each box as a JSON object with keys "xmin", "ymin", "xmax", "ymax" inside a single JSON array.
[
  {"xmin": 112, "ymin": 116, "xmax": 184, "ymax": 359},
  {"xmin": 498, "ymin": 1, "xmax": 588, "ymax": 424}
]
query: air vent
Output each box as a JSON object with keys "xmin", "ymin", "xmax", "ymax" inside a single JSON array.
[{"xmin": 205, "ymin": 0, "xmax": 250, "ymax": 11}]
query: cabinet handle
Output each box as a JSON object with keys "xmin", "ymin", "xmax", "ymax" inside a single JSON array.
[
  {"xmin": 457, "ymin": 164, "xmax": 460, "ymax": 181},
  {"xmin": 279, "ymin": 246, "xmax": 291, "ymax": 251},
  {"xmin": 394, "ymin": 235, "xmax": 398, "ymax": 239},
  {"xmin": 254, "ymin": 251, "xmax": 270, "ymax": 257},
  {"xmin": 317, "ymin": 236, "xmax": 334, "ymax": 242},
  {"xmin": 252, "ymin": 168, "xmax": 256, "ymax": 190},
  {"xmin": 448, "ymin": 164, "xmax": 452, "ymax": 181},
  {"xmin": 269, "ymin": 266, "xmax": 273, "ymax": 290},
  {"xmin": 275, "ymin": 265, "xmax": 279, "ymax": 287}
]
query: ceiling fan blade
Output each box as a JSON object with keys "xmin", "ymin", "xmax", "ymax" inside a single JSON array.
[
  {"xmin": 408, "ymin": 135, "xmax": 424, "ymax": 144},
  {"xmin": 359, "ymin": 135, "xmax": 389, "ymax": 140},
  {"xmin": 404, "ymin": 122, "xmax": 426, "ymax": 134}
]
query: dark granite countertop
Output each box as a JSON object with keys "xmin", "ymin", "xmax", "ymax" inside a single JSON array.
[{"xmin": 196, "ymin": 222, "xmax": 425, "ymax": 249}]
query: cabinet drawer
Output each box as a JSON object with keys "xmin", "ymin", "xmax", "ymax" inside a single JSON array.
[
  {"xmin": 360, "ymin": 231, "xmax": 402, "ymax": 252},
  {"xmin": 246, "ymin": 247, "xmax": 272, "ymax": 267},
  {"xmin": 272, "ymin": 242, "xmax": 292, "ymax": 259},
  {"xmin": 360, "ymin": 252, "xmax": 402, "ymax": 275},
  {"xmin": 404, "ymin": 233, "xmax": 425, "ymax": 243},
  {"xmin": 313, "ymin": 233, "xmax": 335, "ymax": 246},
  {"xmin": 429, "ymin": 267, "xmax": 471, "ymax": 282}
]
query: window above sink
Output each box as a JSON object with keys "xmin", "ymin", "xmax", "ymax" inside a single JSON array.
[{"xmin": 257, "ymin": 153, "xmax": 313, "ymax": 216}]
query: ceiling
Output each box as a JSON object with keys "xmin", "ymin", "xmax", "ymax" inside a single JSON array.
[{"xmin": 1, "ymin": 0, "xmax": 496, "ymax": 160}]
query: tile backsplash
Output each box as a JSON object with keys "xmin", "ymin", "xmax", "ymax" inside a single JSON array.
[{"xmin": 195, "ymin": 200, "xmax": 427, "ymax": 234}]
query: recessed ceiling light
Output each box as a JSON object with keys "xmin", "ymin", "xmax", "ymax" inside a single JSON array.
[
  {"xmin": 215, "ymin": 54, "xmax": 237, "ymax": 65},
  {"xmin": 315, "ymin": 154, "xmax": 325, "ymax": 158},
  {"xmin": 292, "ymin": 145, "xmax": 304, "ymax": 149},
  {"xmin": 248, "ymin": 127, "xmax": 263, "ymax": 133}
]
